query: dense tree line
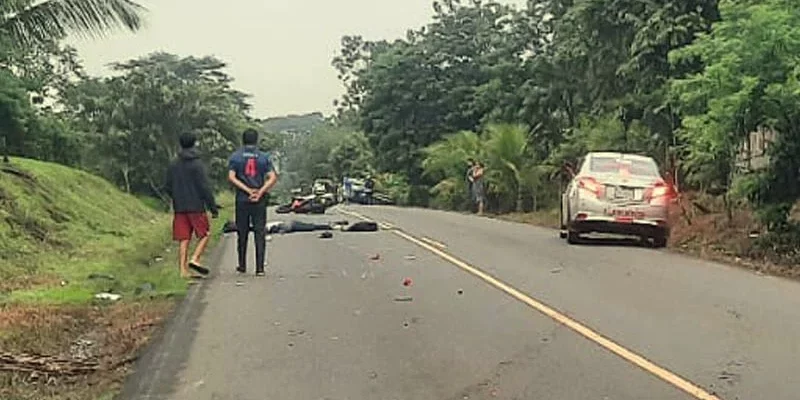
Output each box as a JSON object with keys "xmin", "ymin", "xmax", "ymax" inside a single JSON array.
[
  {"xmin": 328, "ymin": 0, "xmax": 800, "ymax": 236},
  {"xmin": 0, "ymin": 0, "xmax": 267, "ymax": 206}
]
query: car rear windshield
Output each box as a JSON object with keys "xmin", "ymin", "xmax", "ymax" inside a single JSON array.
[{"xmin": 589, "ymin": 156, "xmax": 659, "ymax": 176}]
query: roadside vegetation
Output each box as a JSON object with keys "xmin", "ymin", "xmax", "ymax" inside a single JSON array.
[
  {"xmin": 0, "ymin": 1, "xmax": 247, "ymax": 398},
  {"xmin": 274, "ymin": 0, "xmax": 800, "ymax": 274}
]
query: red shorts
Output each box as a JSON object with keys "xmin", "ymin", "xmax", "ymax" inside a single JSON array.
[{"xmin": 172, "ymin": 212, "xmax": 210, "ymax": 241}]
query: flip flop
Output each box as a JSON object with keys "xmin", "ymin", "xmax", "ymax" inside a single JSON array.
[{"xmin": 189, "ymin": 262, "xmax": 210, "ymax": 275}]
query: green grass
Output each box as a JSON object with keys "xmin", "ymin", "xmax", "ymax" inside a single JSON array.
[{"xmin": 0, "ymin": 158, "xmax": 228, "ymax": 305}]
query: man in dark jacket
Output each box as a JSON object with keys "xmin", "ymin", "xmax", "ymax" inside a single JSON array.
[
  {"xmin": 165, "ymin": 132, "xmax": 219, "ymax": 278},
  {"xmin": 227, "ymin": 128, "xmax": 278, "ymax": 276}
]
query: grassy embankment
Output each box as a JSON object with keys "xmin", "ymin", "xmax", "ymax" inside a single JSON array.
[{"xmin": 0, "ymin": 158, "xmax": 229, "ymax": 400}]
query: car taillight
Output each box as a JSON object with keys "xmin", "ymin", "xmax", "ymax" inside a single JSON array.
[
  {"xmin": 644, "ymin": 180, "xmax": 676, "ymax": 204},
  {"xmin": 577, "ymin": 176, "xmax": 604, "ymax": 198}
]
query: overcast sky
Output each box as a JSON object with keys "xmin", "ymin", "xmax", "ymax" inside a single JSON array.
[{"xmin": 68, "ymin": 0, "xmax": 526, "ymax": 119}]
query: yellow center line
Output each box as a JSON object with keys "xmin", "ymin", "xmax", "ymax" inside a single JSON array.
[
  {"xmin": 337, "ymin": 208, "xmax": 721, "ymax": 400},
  {"xmin": 420, "ymin": 236, "xmax": 447, "ymax": 249}
]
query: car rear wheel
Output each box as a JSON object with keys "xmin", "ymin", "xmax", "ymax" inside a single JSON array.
[
  {"xmin": 652, "ymin": 233, "xmax": 668, "ymax": 248},
  {"xmin": 566, "ymin": 230, "xmax": 580, "ymax": 244}
]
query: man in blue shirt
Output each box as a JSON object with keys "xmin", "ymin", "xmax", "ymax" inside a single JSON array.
[{"xmin": 227, "ymin": 128, "xmax": 278, "ymax": 276}]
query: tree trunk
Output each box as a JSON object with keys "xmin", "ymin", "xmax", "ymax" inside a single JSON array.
[{"xmin": 515, "ymin": 181, "xmax": 523, "ymax": 213}]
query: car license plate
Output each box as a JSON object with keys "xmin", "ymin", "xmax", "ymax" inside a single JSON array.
[
  {"xmin": 606, "ymin": 209, "xmax": 645, "ymax": 219},
  {"xmin": 616, "ymin": 187, "xmax": 634, "ymax": 199}
]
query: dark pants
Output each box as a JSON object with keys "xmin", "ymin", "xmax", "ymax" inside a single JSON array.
[{"xmin": 235, "ymin": 200, "xmax": 267, "ymax": 272}]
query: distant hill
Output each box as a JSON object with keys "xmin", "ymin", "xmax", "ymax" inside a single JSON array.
[{"xmin": 260, "ymin": 112, "xmax": 326, "ymax": 134}]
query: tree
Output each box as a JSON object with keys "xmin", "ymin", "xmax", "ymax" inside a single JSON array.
[
  {"xmin": 64, "ymin": 52, "xmax": 256, "ymax": 195},
  {"xmin": 669, "ymin": 0, "xmax": 800, "ymax": 229},
  {"xmin": 421, "ymin": 130, "xmax": 482, "ymax": 210},
  {"xmin": 0, "ymin": 0, "xmax": 145, "ymax": 48},
  {"xmin": 484, "ymin": 123, "xmax": 530, "ymax": 212}
]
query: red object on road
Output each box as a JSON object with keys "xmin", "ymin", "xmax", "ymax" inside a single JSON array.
[{"xmin": 403, "ymin": 277, "xmax": 413, "ymax": 287}]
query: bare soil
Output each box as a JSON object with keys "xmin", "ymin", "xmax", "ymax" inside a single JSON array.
[{"xmin": 0, "ymin": 301, "xmax": 174, "ymax": 400}]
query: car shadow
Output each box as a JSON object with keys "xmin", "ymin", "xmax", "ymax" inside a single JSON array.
[{"xmin": 575, "ymin": 235, "xmax": 653, "ymax": 248}]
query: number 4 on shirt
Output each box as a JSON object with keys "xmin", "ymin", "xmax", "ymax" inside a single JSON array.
[{"xmin": 245, "ymin": 158, "xmax": 257, "ymax": 177}]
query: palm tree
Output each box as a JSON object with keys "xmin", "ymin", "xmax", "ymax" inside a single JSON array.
[
  {"xmin": 421, "ymin": 130, "xmax": 483, "ymax": 209},
  {"xmin": 484, "ymin": 123, "xmax": 529, "ymax": 212},
  {"xmin": 1, "ymin": 0, "xmax": 146, "ymax": 47}
]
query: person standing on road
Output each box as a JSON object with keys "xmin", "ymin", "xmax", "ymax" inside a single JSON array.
[
  {"xmin": 471, "ymin": 161, "xmax": 486, "ymax": 215},
  {"xmin": 165, "ymin": 132, "xmax": 220, "ymax": 279},
  {"xmin": 343, "ymin": 176, "xmax": 352, "ymax": 204},
  {"xmin": 465, "ymin": 158, "xmax": 475, "ymax": 206},
  {"xmin": 363, "ymin": 174, "xmax": 375, "ymax": 205},
  {"xmin": 227, "ymin": 128, "xmax": 278, "ymax": 277}
]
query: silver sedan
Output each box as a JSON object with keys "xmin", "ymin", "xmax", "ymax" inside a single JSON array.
[{"xmin": 559, "ymin": 152, "xmax": 676, "ymax": 247}]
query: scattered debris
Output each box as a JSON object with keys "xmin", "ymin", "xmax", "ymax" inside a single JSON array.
[
  {"xmin": 394, "ymin": 296, "xmax": 413, "ymax": 302},
  {"xmin": 68, "ymin": 339, "xmax": 96, "ymax": 361},
  {"xmin": 134, "ymin": 282, "xmax": 155, "ymax": 295},
  {"xmin": 154, "ymin": 256, "xmax": 164, "ymax": 262},
  {"xmin": 60, "ymin": 280, "xmax": 68, "ymax": 287},
  {"xmin": 404, "ymin": 255, "xmax": 417, "ymax": 260},
  {"xmin": 368, "ymin": 371, "xmax": 378, "ymax": 379},
  {"xmin": 94, "ymin": 293, "xmax": 121, "ymax": 302},
  {"xmin": 235, "ymin": 281, "xmax": 245, "ymax": 286},
  {"xmin": 0, "ymin": 352, "xmax": 100, "ymax": 376},
  {"xmin": 87, "ymin": 273, "xmax": 115, "ymax": 281},
  {"xmin": 273, "ymin": 322, "xmax": 281, "ymax": 327},
  {"xmin": 727, "ymin": 309, "xmax": 742, "ymax": 319},
  {"xmin": 360, "ymin": 271, "xmax": 368, "ymax": 280},
  {"xmin": 266, "ymin": 235, "xmax": 273, "ymax": 242},
  {"xmin": 287, "ymin": 342, "xmax": 295, "ymax": 348},
  {"xmin": 717, "ymin": 370, "xmax": 740, "ymax": 385},
  {"xmin": 353, "ymin": 309, "xmax": 362, "ymax": 316},
  {"xmin": 288, "ymin": 329, "xmax": 306, "ymax": 337},
  {"xmin": 402, "ymin": 277, "xmax": 413, "ymax": 287},
  {"xmin": 319, "ymin": 232, "xmax": 333, "ymax": 239},
  {"xmin": 330, "ymin": 336, "xmax": 339, "ymax": 340},
  {"xmin": 402, "ymin": 322, "xmax": 409, "ymax": 328},
  {"xmin": 550, "ymin": 267, "xmax": 563, "ymax": 274},
  {"xmin": 307, "ymin": 272, "xmax": 323, "ymax": 279},
  {"xmin": 370, "ymin": 254, "xmax": 380, "ymax": 261},
  {"xmin": 457, "ymin": 289, "xmax": 464, "ymax": 295},
  {"xmin": 341, "ymin": 269, "xmax": 348, "ymax": 277}
]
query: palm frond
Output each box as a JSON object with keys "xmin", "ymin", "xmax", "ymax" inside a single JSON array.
[{"xmin": 1, "ymin": 0, "xmax": 146, "ymax": 47}]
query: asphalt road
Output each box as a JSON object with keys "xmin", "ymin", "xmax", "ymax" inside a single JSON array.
[{"xmin": 120, "ymin": 205, "xmax": 800, "ymax": 400}]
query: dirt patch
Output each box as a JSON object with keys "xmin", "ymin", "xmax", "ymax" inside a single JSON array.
[
  {"xmin": 495, "ymin": 210, "xmax": 559, "ymax": 229},
  {"xmin": 0, "ymin": 300, "xmax": 175, "ymax": 400},
  {"xmin": 0, "ymin": 273, "xmax": 62, "ymax": 295}
]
